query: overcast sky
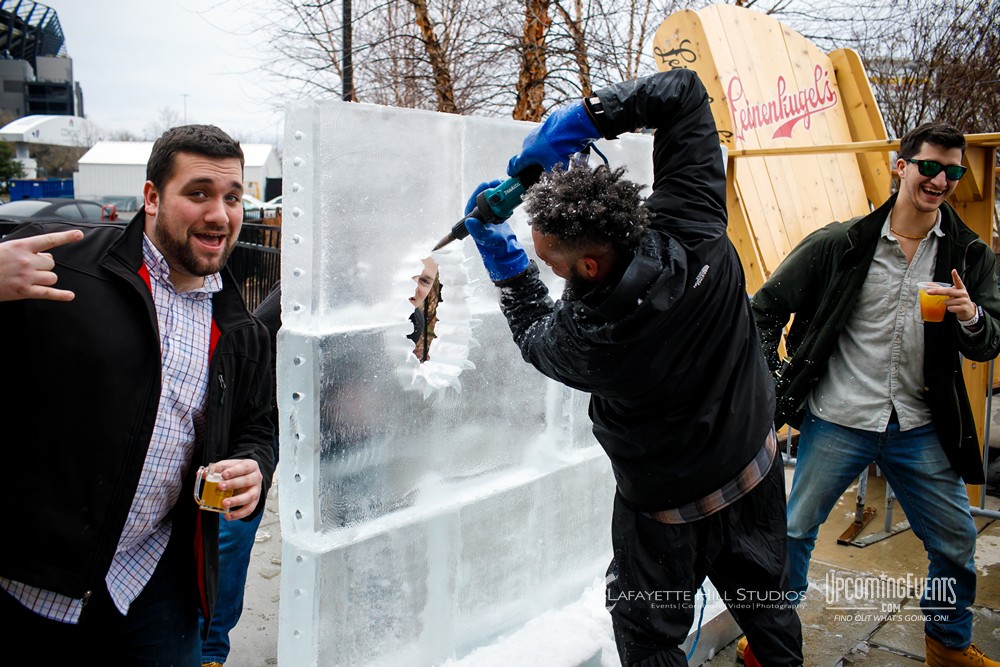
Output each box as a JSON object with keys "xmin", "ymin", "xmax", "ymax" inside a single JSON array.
[{"xmin": 42, "ymin": 0, "xmax": 286, "ymax": 145}]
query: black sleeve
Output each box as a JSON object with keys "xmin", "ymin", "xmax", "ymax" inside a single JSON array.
[
  {"xmin": 497, "ymin": 262, "xmax": 599, "ymax": 392},
  {"xmin": 591, "ymin": 69, "xmax": 726, "ymax": 227},
  {"xmin": 251, "ymin": 279, "xmax": 281, "ymax": 462},
  {"xmin": 253, "ymin": 279, "xmax": 282, "ymax": 343}
]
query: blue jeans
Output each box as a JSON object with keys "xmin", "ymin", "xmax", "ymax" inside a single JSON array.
[
  {"xmin": 199, "ymin": 508, "xmax": 266, "ymax": 663},
  {"xmin": 786, "ymin": 409, "xmax": 978, "ymax": 649}
]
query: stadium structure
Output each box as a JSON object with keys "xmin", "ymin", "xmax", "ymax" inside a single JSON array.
[{"xmin": 0, "ymin": 0, "xmax": 82, "ymax": 119}]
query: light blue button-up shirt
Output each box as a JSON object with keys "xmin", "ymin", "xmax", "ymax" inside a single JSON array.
[{"xmin": 808, "ymin": 212, "xmax": 942, "ymax": 432}]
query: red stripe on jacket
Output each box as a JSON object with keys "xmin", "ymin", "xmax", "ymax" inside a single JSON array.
[{"xmin": 137, "ymin": 262, "xmax": 220, "ymax": 617}]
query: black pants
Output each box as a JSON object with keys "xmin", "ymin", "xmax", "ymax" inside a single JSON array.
[
  {"xmin": 0, "ymin": 529, "xmax": 201, "ymax": 665},
  {"xmin": 607, "ymin": 457, "xmax": 803, "ymax": 666}
]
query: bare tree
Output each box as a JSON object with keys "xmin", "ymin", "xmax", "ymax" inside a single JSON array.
[
  {"xmin": 144, "ymin": 106, "xmax": 183, "ymax": 140},
  {"xmin": 408, "ymin": 0, "xmax": 458, "ymax": 113},
  {"xmin": 246, "ymin": 0, "xmax": 998, "ymax": 137},
  {"xmin": 551, "ymin": 0, "xmax": 591, "ymax": 96},
  {"xmin": 777, "ymin": 0, "xmax": 999, "ymax": 137},
  {"xmin": 512, "ymin": 0, "xmax": 552, "ymax": 121}
]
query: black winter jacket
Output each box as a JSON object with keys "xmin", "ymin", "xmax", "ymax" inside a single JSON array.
[
  {"xmin": 499, "ymin": 69, "xmax": 775, "ymax": 512},
  {"xmin": 750, "ymin": 195, "xmax": 1000, "ymax": 483},
  {"xmin": 0, "ymin": 212, "xmax": 275, "ymax": 624}
]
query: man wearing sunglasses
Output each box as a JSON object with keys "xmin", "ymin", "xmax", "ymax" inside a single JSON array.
[{"xmin": 752, "ymin": 122, "xmax": 1000, "ymax": 667}]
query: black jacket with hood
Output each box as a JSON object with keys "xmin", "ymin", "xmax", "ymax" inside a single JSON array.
[
  {"xmin": 498, "ymin": 69, "xmax": 775, "ymax": 512},
  {"xmin": 0, "ymin": 211, "xmax": 275, "ymax": 626}
]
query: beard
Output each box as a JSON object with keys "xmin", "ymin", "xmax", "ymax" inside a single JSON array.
[
  {"xmin": 561, "ymin": 266, "xmax": 597, "ymax": 301},
  {"xmin": 152, "ymin": 210, "xmax": 237, "ymax": 278}
]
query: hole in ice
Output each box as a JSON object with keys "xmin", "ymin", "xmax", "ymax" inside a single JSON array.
[
  {"xmin": 406, "ymin": 257, "xmax": 442, "ymax": 363},
  {"xmin": 292, "ymin": 392, "xmax": 303, "ymax": 402},
  {"xmin": 295, "ymin": 510, "xmax": 303, "ymax": 519}
]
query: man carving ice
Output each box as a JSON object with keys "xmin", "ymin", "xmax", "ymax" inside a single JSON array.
[{"xmin": 462, "ymin": 69, "xmax": 803, "ymax": 666}]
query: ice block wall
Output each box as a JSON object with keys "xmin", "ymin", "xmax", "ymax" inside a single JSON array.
[{"xmin": 275, "ymin": 99, "xmax": 729, "ymax": 666}]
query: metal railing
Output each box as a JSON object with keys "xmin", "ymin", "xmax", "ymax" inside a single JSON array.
[
  {"xmin": 228, "ymin": 222, "xmax": 281, "ymax": 312},
  {"xmin": 1, "ymin": 218, "xmax": 281, "ymax": 313}
]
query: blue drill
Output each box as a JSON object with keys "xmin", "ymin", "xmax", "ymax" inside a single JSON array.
[{"xmin": 433, "ymin": 164, "xmax": 543, "ymax": 251}]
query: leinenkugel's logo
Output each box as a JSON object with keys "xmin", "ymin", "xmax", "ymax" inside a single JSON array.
[{"xmin": 727, "ymin": 64, "xmax": 838, "ymax": 142}]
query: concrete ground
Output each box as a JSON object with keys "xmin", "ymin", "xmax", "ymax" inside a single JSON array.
[
  {"xmin": 707, "ymin": 465, "xmax": 1000, "ymax": 666},
  {"xmin": 226, "ymin": 441, "xmax": 1000, "ymax": 667},
  {"xmin": 225, "ymin": 480, "xmax": 281, "ymax": 666}
]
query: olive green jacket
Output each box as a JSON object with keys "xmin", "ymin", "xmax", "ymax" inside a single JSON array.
[{"xmin": 751, "ymin": 194, "xmax": 1000, "ymax": 483}]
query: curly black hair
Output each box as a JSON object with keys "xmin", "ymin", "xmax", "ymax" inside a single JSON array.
[{"xmin": 523, "ymin": 165, "xmax": 650, "ymax": 252}]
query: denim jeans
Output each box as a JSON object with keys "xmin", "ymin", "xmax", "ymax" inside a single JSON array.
[
  {"xmin": 201, "ymin": 435, "xmax": 278, "ymax": 664},
  {"xmin": 786, "ymin": 409, "xmax": 978, "ymax": 649},
  {"xmin": 199, "ymin": 508, "xmax": 266, "ymax": 663}
]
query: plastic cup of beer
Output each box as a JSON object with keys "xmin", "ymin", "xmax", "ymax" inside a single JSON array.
[
  {"xmin": 917, "ymin": 281, "xmax": 951, "ymax": 322},
  {"xmin": 193, "ymin": 465, "xmax": 234, "ymax": 513}
]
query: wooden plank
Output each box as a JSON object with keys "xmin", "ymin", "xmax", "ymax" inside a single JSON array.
[
  {"xmin": 829, "ymin": 48, "xmax": 893, "ymax": 206},
  {"xmin": 699, "ymin": 8, "xmax": 792, "ymax": 274},
  {"xmin": 730, "ymin": 132, "xmax": 1000, "ymax": 158},
  {"xmin": 652, "ymin": 8, "xmax": 780, "ymax": 288},
  {"xmin": 779, "ymin": 25, "xmax": 870, "ymax": 227},
  {"xmin": 652, "ymin": 9, "xmax": 735, "ymax": 150},
  {"xmin": 704, "ymin": 5, "xmax": 804, "ymax": 272},
  {"xmin": 725, "ymin": 159, "xmax": 767, "ymax": 294},
  {"xmin": 954, "ymin": 145, "xmax": 989, "ymax": 202}
]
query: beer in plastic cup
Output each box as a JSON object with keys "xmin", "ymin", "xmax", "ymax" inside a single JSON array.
[
  {"xmin": 194, "ymin": 466, "xmax": 234, "ymax": 513},
  {"xmin": 917, "ymin": 281, "xmax": 951, "ymax": 322}
]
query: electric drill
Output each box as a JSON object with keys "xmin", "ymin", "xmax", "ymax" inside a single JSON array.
[{"xmin": 432, "ymin": 164, "xmax": 543, "ymax": 251}]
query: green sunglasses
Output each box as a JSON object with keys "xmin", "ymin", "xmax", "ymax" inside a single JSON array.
[{"xmin": 904, "ymin": 158, "xmax": 967, "ymax": 181}]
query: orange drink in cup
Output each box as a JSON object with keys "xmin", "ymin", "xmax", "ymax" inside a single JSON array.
[{"xmin": 917, "ymin": 282, "xmax": 951, "ymax": 322}]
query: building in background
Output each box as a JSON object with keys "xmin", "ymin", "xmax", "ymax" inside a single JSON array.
[
  {"xmin": 74, "ymin": 141, "xmax": 282, "ymax": 212},
  {"xmin": 0, "ymin": 0, "xmax": 83, "ymax": 121}
]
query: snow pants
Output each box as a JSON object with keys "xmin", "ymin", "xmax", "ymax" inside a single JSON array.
[{"xmin": 606, "ymin": 456, "xmax": 803, "ymax": 666}]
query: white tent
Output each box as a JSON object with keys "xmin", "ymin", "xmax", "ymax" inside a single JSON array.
[
  {"xmin": 0, "ymin": 115, "xmax": 100, "ymax": 148},
  {"xmin": 73, "ymin": 140, "xmax": 281, "ymax": 210},
  {"xmin": 0, "ymin": 114, "xmax": 101, "ymax": 178}
]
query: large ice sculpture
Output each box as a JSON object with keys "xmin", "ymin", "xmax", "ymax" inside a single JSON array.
[{"xmin": 277, "ymin": 100, "xmax": 737, "ymax": 666}]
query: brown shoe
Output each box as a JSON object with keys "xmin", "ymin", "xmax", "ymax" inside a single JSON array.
[
  {"xmin": 925, "ymin": 635, "xmax": 1000, "ymax": 666},
  {"xmin": 202, "ymin": 663, "xmax": 224, "ymax": 667},
  {"xmin": 736, "ymin": 635, "xmax": 747, "ymax": 662}
]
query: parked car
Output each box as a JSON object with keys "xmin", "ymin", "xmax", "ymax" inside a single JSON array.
[
  {"xmin": 242, "ymin": 194, "xmax": 267, "ymax": 221},
  {"xmin": 264, "ymin": 195, "xmax": 282, "ymax": 212},
  {"xmin": 100, "ymin": 195, "xmax": 140, "ymax": 213},
  {"xmin": 0, "ymin": 198, "xmax": 118, "ymax": 223}
]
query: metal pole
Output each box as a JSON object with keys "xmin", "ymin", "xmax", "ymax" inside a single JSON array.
[
  {"xmin": 971, "ymin": 507, "xmax": 1000, "ymax": 520},
  {"xmin": 342, "ymin": 0, "xmax": 353, "ymax": 102},
  {"xmin": 983, "ymin": 358, "xmax": 994, "ymax": 510}
]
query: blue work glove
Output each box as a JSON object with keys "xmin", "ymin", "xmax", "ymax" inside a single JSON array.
[
  {"xmin": 507, "ymin": 101, "xmax": 601, "ymax": 177},
  {"xmin": 464, "ymin": 180, "xmax": 530, "ymax": 283}
]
